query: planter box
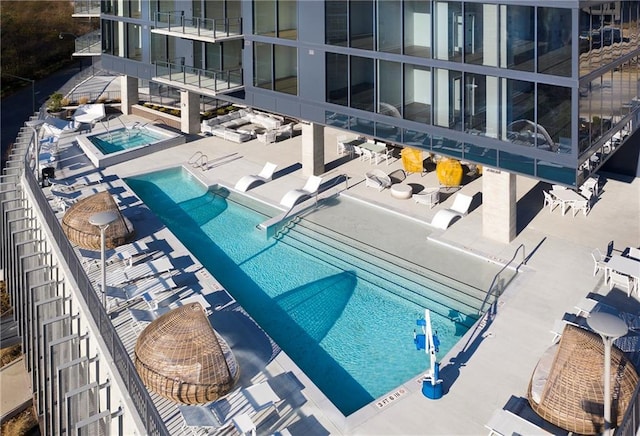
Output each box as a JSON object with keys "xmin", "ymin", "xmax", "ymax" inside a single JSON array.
[{"xmin": 131, "ymin": 105, "xmax": 181, "ymax": 130}]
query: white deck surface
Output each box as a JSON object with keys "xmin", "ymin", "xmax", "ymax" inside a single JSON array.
[{"xmin": 39, "ymin": 74, "xmax": 640, "ymax": 435}]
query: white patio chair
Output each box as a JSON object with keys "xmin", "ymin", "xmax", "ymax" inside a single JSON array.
[
  {"xmin": 591, "ymin": 248, "xmax": 609, "ymax": 278},
  {"xmin": 353, "ymin": 145, "xmax": 364, "ymax": 160},
  {"xmin": 571, "ymin": 197, "xmax": 590, "ymax": 216},
  {"xmin": 360, "ymin": 148, "xmax": 374, "ymax": 164},
  {"xmin": 374, "ymin": 148, "xmax": 393, "ymax": 165},
  {"xmin": 609, "ymin": 270, "xmax": 635, "ymax": 297},
  {"xmin": 365, "ymin": 169, "xmax": 392, "ymax": 191},
  {"xmin": 543, "ymin": 191, "xmax": 560, "ymax": 212}
]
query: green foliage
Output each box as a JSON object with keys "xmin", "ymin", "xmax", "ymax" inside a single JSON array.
[
  {"xmin": 0, "ymin": 1, "xmax": 97, "ymax": 97},
  {"xmin": 46, "ymin": 92, "xmax": 64, "ymax": 112}
]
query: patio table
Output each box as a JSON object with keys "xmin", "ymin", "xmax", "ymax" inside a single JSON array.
[
  {"xmin": 606, "ymin": 255, "xmax": 640, "ymax": 283},
  {"xmin": 550, "ymin": 189, "xmax": 587, "ymax": 216}
]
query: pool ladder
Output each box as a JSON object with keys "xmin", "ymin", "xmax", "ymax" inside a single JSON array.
[
  {"xmin": 188, "ymin": 151, "xmax": 208, "ymax": 170},
  {"xmin": 98, "ymin": 115, "xmax": 131, "ymax": 140}
]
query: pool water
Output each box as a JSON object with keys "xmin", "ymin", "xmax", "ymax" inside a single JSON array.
[
  {"xmin": 88, "ymin": 127, "xmax": 165, "ymax": 154},
  {"xmin": 125, "ymin": 167, "xmax": 472, "ymax": 415}
]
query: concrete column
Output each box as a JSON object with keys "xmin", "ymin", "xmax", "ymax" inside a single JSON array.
[
  {"xmin": 301, "ymin": 123, "xmax": 325, "ymax": 176},
  {"xmin": 482, "ymin": 168, "xmax": 516, "ymax": 243},
  {"xmin": 180, "ymin": 90, "xmax": 200, "ymax": 134},
  {"xmin": 120, "ymin": 76, "xmax": 139, "ymax": 115}
]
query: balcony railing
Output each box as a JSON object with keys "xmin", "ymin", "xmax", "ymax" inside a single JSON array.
[
  {"xmin": 74, "ymin": 30, "xmax": 102, "ymax": 56},
  {"xmin": 73, "ymin": 0, "xmax": 100, "ymax": 16},
  {"xmin": 155, "ymin": 11, "xmax": 242, "ymax": 40},
  {"xmin": 154, "ymin": 61, "xmax": 243, "ymax": 94}
]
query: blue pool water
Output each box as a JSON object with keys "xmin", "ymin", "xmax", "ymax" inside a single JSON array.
[
  {"xmin": 125, "ymin": 167, "xmax": 471, "ymax": 415},
  {"xmin": 88, "ymin": 127, "xmax": 165, "ymax": 154}
]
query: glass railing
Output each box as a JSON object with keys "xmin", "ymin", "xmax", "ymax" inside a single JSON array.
[
  {"xmin": 73, "ymin": 0, "xmax": 100, "ymax": 15},
  {"xmin": 154, "ymin": 61, "xmax": 243, "ymax": 93},
  {"xmin": 74, "ymin": 30, "xmax": 101, "ymax": 55},
  {"xmin": 155, "ymin": 11, "xmax": 242, "ymax": 39}
]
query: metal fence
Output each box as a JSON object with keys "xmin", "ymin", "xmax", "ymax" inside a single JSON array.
[{"xmin": 0, "ymin": 114, "xmax": 168, "ymax": 435}]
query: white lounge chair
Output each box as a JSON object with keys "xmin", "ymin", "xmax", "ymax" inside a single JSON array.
[
  {"xmin": 234, "ymin": 162, "xmax": 277, "ymax": 192},
  {"xmin": 105, "ymin": 275, "xmax": 177, "ymax": 311},
  {"xmin": 279, "ymin": 175, "xmax": 322, "ymax": 209},
  {"xmin": 365, "ymin": 169, "xmax": 392, "ymax": 191},
  {"xmin": 431, "ymin": 193, "xmax": 473, "ymax": 230},
  {"xmin": 42, "ymin": 116, "xmax": 80, "ymax": 136},
  {"xmin": 107, "ymin": 256, "xmax": 174, "ymax": 286},
  {"xmin": 72, "ymin": 103, "xmax": 105, "ymax": 125},
  {"xmin": 178, "ymin": 404, "xmax": 228, "ymax": 436}
]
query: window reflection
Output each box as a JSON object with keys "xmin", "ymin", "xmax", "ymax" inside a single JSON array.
[
  {"xmin": 378, "ymin": 61, "xmax": 402, "ymax": 117},
  {"xmin": 378, "ymin": 0, "xmax": 401, "ymax": 53},
  {"xmin": 537, "ymin": 7, "xmax": 572, "ymax": 76},
  {"xmin": 434, "ymin": 1, "xmax": 462, "ymax": 62},
  {"xmin": 326, "ymin": 53, "xmax": 348, "ymax": 106},
  {"xmin": 350, "ymin": 0, "xmax": 374, "ymax": 50},
  {"xmin": 500, "ymin": 5, "xmax": 534, "ymax": 72},
  {"xmin": 434, "ymin": 68, "xmax": 462, "ymax": 129},
  {"xmin": 350, "ymin": 56, "xmax": 374, "ymax": 111},
  {"xmin": 326, "ymin": 1, "xmax": 347, "ymax": 46},
  {"xmin": 537, "ymin": 84, "xmax": 572, "ymax": 150},
  {"xmin": 464, "ymin": 3, "xmax": 498, "ymax": 66}
]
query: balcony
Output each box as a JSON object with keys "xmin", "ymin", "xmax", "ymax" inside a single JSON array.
[
  {"xmin": 152, "ymin": 11, "xmax": 242, "ymax": 43},
  {"xmin": 72, "ymin": 0, "xmax": 100, "ymax": 17},
  {"xmin": 153, "ymin": 61, "xmax": 243, "ymax": 96},
  {"xmin": 72, "ymin": 30, "xmax": 102, "ymax": 57}
]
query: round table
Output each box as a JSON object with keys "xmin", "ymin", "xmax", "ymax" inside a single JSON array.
[{"xmin": 390, "ymin": 183, "xmax": 412, "ymax": 199}]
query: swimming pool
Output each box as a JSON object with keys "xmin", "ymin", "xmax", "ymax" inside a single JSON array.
[
  {"xmin": 125, "ymin": 167, "xmax": 480, "ymax": 416},
  {"xmin": 76, "ymin": 123, "xmax": 185, "ymax": 167}
]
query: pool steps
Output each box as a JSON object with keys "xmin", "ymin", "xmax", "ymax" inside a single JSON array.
[{"xmin": 275, "ymin": 217, "xmax": 483, "ymax": 328}]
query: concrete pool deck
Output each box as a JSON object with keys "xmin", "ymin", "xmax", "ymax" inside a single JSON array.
[{"xmin": 40, "ymin": 112, "xmax": 640, "ymax": 435}]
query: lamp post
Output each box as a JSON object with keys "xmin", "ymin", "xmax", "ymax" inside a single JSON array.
[
  {"xmin": 587, "ymin": 311, "xmax": 628, "ymax": 436},
  {"xmin": 89, "ymin": 211, "xmax": 119, "ymax": 307},
  {"xmin": 25, "ymin": 119, "xmax": 46, "ymax": 183}
]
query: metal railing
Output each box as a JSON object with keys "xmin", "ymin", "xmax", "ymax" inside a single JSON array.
[
  {"xmin": 616, "ymin": 381, "xmax": 640, "ymax": 436},
  {"xmin": 155, "ymin": 11, "xmax": 242, "ymax": 38},
  {"xmin": 154, "ymin": 61, "xmax": 243, "ymax": 94},
  {"xmin": 477, "ymin": 243, "xmax": 527, "ymax": 315},
  {"xmin": 73, "ymin": 0, "xmax": 100, "ymax": 15},
  {"xmin": 9, "ymin": 116, "xmax": 168, "ymax": 435},
  {"xmin": 74, "ymin": 30, "xmax": 102, "ymax": 55}
]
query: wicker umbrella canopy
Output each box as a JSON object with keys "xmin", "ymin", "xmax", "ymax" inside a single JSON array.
[
  {"xmin": 61, "ymin": 191, "xmax": 135, "ymax": 250},
  {"xmin": 528, "ymin": 324, "xmax": 639, "ymax": 435},
  {"xmin": 134, "ymin": 303, "xmax": 239, "ymax": 404}
]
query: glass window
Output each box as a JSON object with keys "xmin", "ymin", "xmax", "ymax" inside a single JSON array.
[
  {"xmin": 350, "ymin": 0, "xmax": 374, "ymax": 50},
  {"xmin": 434, "ymin": 1, "xmax": 462, "ymax": 62},
  {"xmin": 464, "ymin": 3, "xmax": 498, "ymax": 67},
  {"xmin": 404, "ymin": 64, "xmax": 431, "ymax": 124},
  {"xmin": 537, "ymin": 7, "xmax": 572, "ymax": 76},
  {"xmin": 326, "ymin": 52, "xmax": 348, "ymax": 106},
  {"xmin": 500, "ymin": 5, "xmax": 534, "ymax": 72},
  {"xmin": 378, "ymin": 60, "xmax": 402, "ymax": 117},
  {"xmin": 464, "ymin": 143, "xmax": 496, "ymax": 166},
  {"xmin": 464, "ymin": 73, "xmax": 486, "ymax": 134},
  {"xmin": 150, "ymin": 32, "xmax": 166, "ymax": 63},
  {"xmin": 502, "ymin": 79, "xmax": 534, "ymax": 143},
  {"xmin": 537, "ymin": 84, "xmax": 572, "ymax": 152},
  {"xmin": 326, "ymin": 1, "xmax": 347, "ymax": 46},
  {"xmin": 432, "ymin": 135, "xmax": 463, "ymax": 158},
  {"xmin": 274, "ymin": 45, "xmax": 297, "ymax": 95},
  {"xmin": 434, "ymin": 68, "xmax": 462, "ymax": 129},
  {"xmin": 222, "ymin": 40, "xmax": 242, "ymax": 70},
  {"xmin": 254, "ymin": 42, "xmax": 272, "ymax": 89},
  {"xmin": 351, "ymin": 116, "xmax": 375, "ymax": 135},
  {"xmin": 499, "ymin": 151, "xmax": 534, "ymax": 175},
  {"xmin": 403, "ymin": 0, "xmax": 431, "ymax": 58},
  {"xmin": 403, "ymin": 129, "xmax": 431, "ymax": 148},
  {"xmin": 254, "ymin": 0, "xmax": 276, "ymax": 36},
  {"xmin": 205, "ymin": 43, "xmax": 221, "ymax": 70},
  {"xmin": 278, "ymin": 0, "xmax": 297, "ymax": 40},
  {"xmin": 126, "ymin": 23, "xmax": 142, "ymax": 61},
  {"xmin": 536, "ymin": 161, "xmax": 575, "ymax": 185},
  {"xmin": 376, "ymin": 122, "xmax": 400, "ymax": 142},
  {"xmin": 378, "ymin": 0, "xmax": 402, "ymax": 53},
  {"xmin": 350, "ymin": 56, "xmax": 374, "ymax": 111}
]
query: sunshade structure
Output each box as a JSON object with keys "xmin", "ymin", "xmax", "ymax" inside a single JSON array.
[
  {"xmin": 134, "ymin": 303, "xmax": 239, "ymax": 404},
  {"xmin": 528, "ymin": 324, "xmax": 639, "ymax": 435},
  {"xmin": 61, "ymin": 191, "xmax": 135, "ymax": 250}
]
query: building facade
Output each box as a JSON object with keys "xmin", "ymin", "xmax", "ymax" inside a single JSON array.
[{"xmin": 99, "ymin": 0, "xmax": 639, "ymax": 190}]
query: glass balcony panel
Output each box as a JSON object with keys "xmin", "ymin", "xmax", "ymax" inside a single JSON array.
[
  {"xmin": 499, "ymin": 151, "xmax": 534, "ymax": 175},
  {"xmin": 403, "ymin": 129, "xmax": 431, "ymax": 148},
  {"xmin": 375, "ymin": 122, "xmax": 400, "ymax": 142},
  {"xmin": 432, "ymin": 135, "xmax": 462, "ymax": 158},
  {"xmin": 464, "ymin": 143, "xmax": 496, "ymax": 166},
  {"xmin": 325, "ymin": 111, "xmax": 349, "ymax": 129},
  {"xmin": 536, "ymin": 161, "xmax": 576, "ymax": 186}
]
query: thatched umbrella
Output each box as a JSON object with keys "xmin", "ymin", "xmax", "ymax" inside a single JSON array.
[
  {"xmin": 134, "ymin": 303, "xmax": 239, "ymax": 404},
  {"xmin": 61, "ymin": 191, "xmax": 135, "ymax": 250},
  {"xmin": 528, "ymin": 324, "xmax": 639, "ymax": 435}
]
